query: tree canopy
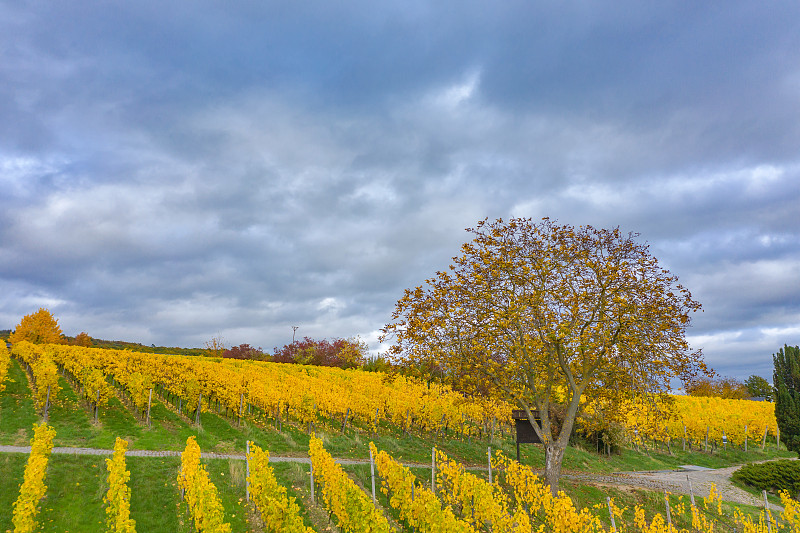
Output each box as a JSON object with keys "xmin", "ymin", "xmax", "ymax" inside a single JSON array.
[
  {"xmin": 744, "ymin": 374, "xmax": 773, "ymax": 401},
  {"xmin": 9, "ymin": 308, "xmax": 64, "ymax": 345},
  {"xmin": 685, "ymin": 376, "xmax": 749, "ymax": 399},
  {"xmin": 382, "ymin": 217, "xmax": 707, "ymax": 492},
  {"xmin": 71, "ymin": 332, "xmax": 93, "ymax": 347}
]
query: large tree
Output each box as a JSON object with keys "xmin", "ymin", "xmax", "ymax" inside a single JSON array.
[
  {"xmin": 382, "ymin": 218, "xmax": 707, "ymax": 493},
  {"xmin": 774, "ymin": 345, "xmax": 800, "ymax": 455},
  {"xmin": 9, "ymin": 308, "xmax": 64, "ymax": 345}
]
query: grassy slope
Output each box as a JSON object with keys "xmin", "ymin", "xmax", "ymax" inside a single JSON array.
[{"xmin": 0, "ymin": 357, "xmax": 793, "ymax": 532}]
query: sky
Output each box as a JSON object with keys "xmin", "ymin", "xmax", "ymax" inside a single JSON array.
[{"xmin": 1, "ymin": 1, "xmax": 799, "ymax": 382}]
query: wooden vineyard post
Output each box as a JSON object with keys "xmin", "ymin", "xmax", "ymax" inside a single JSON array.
[
  {"xmin": 369, "ymin": 447, "xmax": 376, "ymax": 503},
  {"xmin": 745, "ymin": 425, "xmax": 748, "ymax": 452},
  {"xmin": 195, "ymin": 393, "xmax": 202, "ymax": 426},
  {"xmin": 682, "ymin": 425, "xmax": 686, "ymax": 452},
  {"xmin": 239, "ymin": 393, "xmax": 244, "ymax": 427},
  {"xmin": 764, "ymin": 490, "xmax": 772, "ymax": 533},
  {"xmin": 95, "ymin": 389, "xmax": 100, "ymax": 423},
  {"xmin": 763, "ymin": 427, "xmax": 768, "ymax": 449},
  {"xmin": 341, "ymin": 407, "xmax": 350, "ymax": 433},
  {"xmin": 180, "ymin": 465, "xmax": 185, "ymax": 501},
  {"xmin": 44, "ymin": 385, "xmax": 51, "ymax": 421},
  {"xmin": 471, "ymin": 494, "xmax": 474, "ymax": 522},
  {"xmin": 607, "ymin": 496, "xmax": 617, "ymax": 532},
  {"xmin": 664, "ymin": 490, "xmax": 671, "ymax": 525},
  {"xmin": 146, "ymin": 388, "xmax": 153, "ymax": 427},
  {"xmin": 488, "ymin": 446, "xmax": 492, "ymax": 484},
  {"xmin": 688, "ymin": 475, "xmax": 696, "ymax": 508},
  {"xmin": 431, "ymin": 447, "xmax": 436, "ymax": 492},
  {"xmin": 705, "ymin": 426, "xmax": 709, "ymax": 453},
  {"xmin": 245, "ymin": 441, "xmax": 250, "ymax": 502},
  {"xmin": 310, "ymin": 462, "xmax": 315, "ymax": 504}
]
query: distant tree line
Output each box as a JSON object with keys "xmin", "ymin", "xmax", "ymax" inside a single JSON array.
[
  {"xmin": 5, "ymin": 308, "xmax": 390, "ymax": 371},
  {"xmin": 217, "ymin": 336, "xmax": 390, "ymax": 371}
]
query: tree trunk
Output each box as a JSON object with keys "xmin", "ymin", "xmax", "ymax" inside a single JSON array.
[{"xmin": 544, "ymin": 443, "xmax": 566, "ymax": 496}]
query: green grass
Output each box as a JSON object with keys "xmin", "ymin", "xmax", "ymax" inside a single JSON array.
[
  {"xmin": 0, "ymin": 360, "xmax": 38, "ymax": 445},
  {"xmin": 127, "ymin": 456, "xmax": 192, "ymax": 533},
  {"xmin": 0, "ymin": 453, "xmax": 27, "ymax": 531},
  {"xmin": 37, "ymin": 454, "xmax": 109, "ymax": 532},
  {"xmin": 560, "ymin": 438, "xmax": 795, "ymax": 475},
  {"xmin": 203, "ymin": 458, "xmax": 256, "ymax": 532},
  {"xmin": 270, "ymin": 462, "xmax": 334, "ymax": 531}
]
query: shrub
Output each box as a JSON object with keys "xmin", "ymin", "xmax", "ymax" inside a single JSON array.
[
  {"xmin": 732, "ymin": 460, "xmax": 800, "ymax": 493},
  {"xmin": 221, "ymin": 344, "xmax": 265, "ymax": 360}
]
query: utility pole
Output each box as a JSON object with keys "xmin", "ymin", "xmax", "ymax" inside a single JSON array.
[{"xmin": 292, "ymin": 326, "xmax": 299, "ymax": 344}]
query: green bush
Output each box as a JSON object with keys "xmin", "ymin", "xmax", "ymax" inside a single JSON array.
[{"xmin": 732, "ymin": 460, "xmax": 800, "ymax": 493}]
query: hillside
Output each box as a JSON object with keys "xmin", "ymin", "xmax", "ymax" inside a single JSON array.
[{"xmin": 0, "ymin": 343, "xmax": 795, "ymax": 532}]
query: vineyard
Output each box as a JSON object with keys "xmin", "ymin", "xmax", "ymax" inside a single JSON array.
[{"xmin": 0, "ymin": 341, "xmax": 795, "ymax": 532}]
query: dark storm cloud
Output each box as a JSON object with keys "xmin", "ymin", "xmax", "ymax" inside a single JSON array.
[{"xmin": 1, "ymin": 0, "xmax": 799, "ymax": 378}]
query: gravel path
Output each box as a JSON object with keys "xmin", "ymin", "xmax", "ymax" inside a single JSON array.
[
  {"xmin": 0, "ymin": 445, "xmax": 408, "ymax": 465},
  {"xmin": 569, "ymin": 466, "xmax": 781, "ymax": 511},
  {"xmin": 0, "ymin": 445, "xmax": 781, "ymax": 510}
]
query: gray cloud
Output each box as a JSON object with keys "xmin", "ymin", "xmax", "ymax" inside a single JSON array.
[{"xmin": 1, "ymin": 0, "xmax": 798, "ymax": 380}]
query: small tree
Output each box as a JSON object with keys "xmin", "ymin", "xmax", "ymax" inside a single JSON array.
[
  {"xmin": 382, "ymin": 218, "xmax": 708, "ymax": 494},
  {"xmin": 744, "ymin": 375, "xmax": 773, "ymax": 401},
  {"xmin": 774, "ymin": 345, "xmax": 800, "ymax": 455},
  {"xmin": 9, "ymin": 308, "xmax": 64, "ymax": 345},
  {"xmin": 71, "ymin": 332, "xmax": 93, "ymax": 347},
  {"xmin": 204, "ymin": 335, "xmax": 226, "ymax": 358},
  {"xmin": 336, "ymin": 336, "xmax": 369, "ymax": 368}
]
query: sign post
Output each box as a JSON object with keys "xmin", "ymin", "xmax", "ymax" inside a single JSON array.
[{"xmin": 512, "ymin": 410, "xmax": 542, "ymax": 462}]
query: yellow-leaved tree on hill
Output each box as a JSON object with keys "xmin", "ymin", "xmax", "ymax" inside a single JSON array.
[
  {"xmin": 9, "ymin": 308, "xmax": 65, "ymax": 345},
  {"xmin": 382, "ymin": 217, "xmax": 710, "ymax": 495}
]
